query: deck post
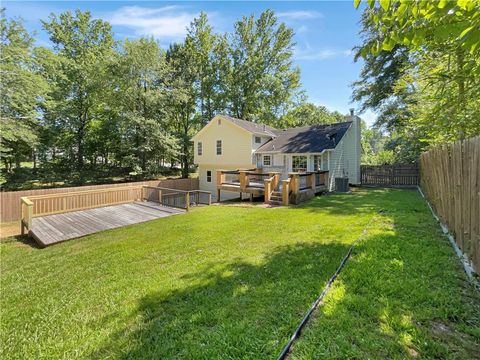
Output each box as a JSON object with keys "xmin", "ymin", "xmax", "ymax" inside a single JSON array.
[
  {"xmin": 282, "ymin": 180, "xmax": 290, "ymax": 206},
  {"xmin": 216, "ymin": 170, "xmax": 225, "ymax": 186},
  {"xmin": 264, "ymin": 179, "xmax": 271, "ymax": 203},
  {"xmin": 158, "ymin": 189, "xmax": 162, "ymax": 203},
  {"xmin": 289, "ymin": 173, "xmax": 300, "ymax": 195},
  {"xmin": 27, "ymin": 204, "xmax": 32, "ymax": 231},
  {"xmin": 310, "ymin": 172, "xmax": 316, "ymax": 190},
  {"xmin": 185, "ymin": 192, "xmax": 190, "ymax": 211},
  {"xmin": 208, "ymin": 192, "xmax": 212, "ymax": 205},
  {"xmin": 239, "ymin": 171, "xmax": 248, "ymax": 190},
  {"xmin": 217, "ymin": 189, "xmax": 221, "ymax": 203},
  {"xmin": 21, "ymin": 205, "xmax": 25, "ymax": 235}
]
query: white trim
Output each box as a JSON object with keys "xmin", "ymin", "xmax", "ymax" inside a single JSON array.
[{"xmin": 262, "ymin": 154, "xmax": 272, "ymax": 166}]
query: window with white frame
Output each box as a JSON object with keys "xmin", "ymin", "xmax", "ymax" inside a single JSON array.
[
  {"xmin": 255, "ymin": 136, "xmax": 261, "ymax": 144},
  {"xmin": 206, "ymin": 170, "xmax": 212, "ymax": 182},
  {"xmin": 216, "ymin": 140, "xmax": 222, "ymax": 155},
  {"xmin": 263, "ymin": 155, "xmax": 272, "ymax": 166},
  {"xmin": 292, "ymin": 156, "xmax": 307, "ymax": 172},
  {"xmin": 197, "ymin": 142, "xmax": 202, "ymax": 156}
]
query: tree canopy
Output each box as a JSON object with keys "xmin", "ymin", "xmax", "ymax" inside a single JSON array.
[
  {"xmin": 0, "ymin": 8, "xmax": 347, "ymax": 189},
  {"xmin": 353, "ymin": 0, "xmax": 480, "ymax": 163}
]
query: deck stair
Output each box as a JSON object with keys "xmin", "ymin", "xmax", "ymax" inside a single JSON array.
[{"xmin": 269, "ymin": 191, "xmax": 283, "ymax": 205}]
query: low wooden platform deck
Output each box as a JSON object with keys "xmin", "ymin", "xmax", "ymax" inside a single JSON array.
[{"xmin": 30, "ymin": 202, "xmax": 185, "ymax": 247}]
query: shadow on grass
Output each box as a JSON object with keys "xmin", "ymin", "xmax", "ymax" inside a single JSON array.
[
  {"xmin": 290, "ymin": 193, "xmax": 480, "ymax": 359},
  {"xmin": 0, "ymin": 234, "xmax": 42, "ymax": 249},
  {"xmin": 90, "ymin": 242, "xmax": 351, "ymax": 359}
]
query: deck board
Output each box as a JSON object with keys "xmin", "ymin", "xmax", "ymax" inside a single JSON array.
[{"xmin": 30, "ymin": 202, "xmax": 185, "ymax": 247}]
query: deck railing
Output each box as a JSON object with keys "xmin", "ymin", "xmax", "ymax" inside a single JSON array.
[
  {"xmin": 20, "ymin": 185, "xmax": 211, "ymax": 235},
  {"xmin": 216, "ymin": 168, "xmax": 328, "ymax": 206},
  {"xmin": 288, "ymin": 171, "xmax": 329, "ymax": 194}
]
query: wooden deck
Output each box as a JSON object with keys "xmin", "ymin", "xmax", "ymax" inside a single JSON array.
[{"xmin": 30, "ymin": 202, "xmax": 185, "ymax": 247}]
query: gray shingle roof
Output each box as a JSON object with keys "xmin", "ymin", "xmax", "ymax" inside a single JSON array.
[
  {"xmin": 221, "ymin": 115, "xmax": 277, "ymax": 136},
  {"xmin": 255, "ymin": 121, "xmax": 352, "ymax": 153}
]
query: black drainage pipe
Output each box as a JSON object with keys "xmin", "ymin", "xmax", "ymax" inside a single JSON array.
[{"xmin": 276, "ymin": 223, "xmax": 373, "ymax": 360}]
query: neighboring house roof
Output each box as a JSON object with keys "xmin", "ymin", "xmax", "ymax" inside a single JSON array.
[
  {"xmin": 255, "ymin": 121, "xmax": 353, "ymax": 154},
  {"xmin": 220, "ymin": 115, "xmax": 278, "ymax": 137}
]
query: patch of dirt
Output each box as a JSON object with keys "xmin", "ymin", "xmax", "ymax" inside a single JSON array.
[
  {"xmin": 0, "ymin": 222, "xmax": 21, "ymax": 238},
  {"xmin": 422, "ymin": 319, "xmax": 480, "ymax": 359},
  {"xmin": 407, "ymin": 347, "xmax": 419, "ymax": 357}
]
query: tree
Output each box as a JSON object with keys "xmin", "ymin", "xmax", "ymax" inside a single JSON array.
[
  {"xmin": 0, "ymin": 11, "xmax": 47, "ymax": 171},
  {"xmin": 354, "ymin": 0, "xmax": 480, "ymax": 57},
  {"xmin": 279, "ymin": 103, "xmax": 345, "ymax": 128},
  {"xmin": 185, "ymin": 12, "xmax": 221, "ymax": 127},
  {"xmin": 113, "ymin": 38, "xmax": 179, "ymax": 173},
  {"xmin": 224, "ymin": 10, "xmax": 301, "ymax": 124},
  {"xmin": 42, "ymin": 10, "xmax": 115, "ymax": 172},
  {"xmin": 165, "ymin": 42, "xmax": 199, "ymax": 178},
  {"xmin": 353, "ymin": 0, "xmax": 480, "ymax": 162}
]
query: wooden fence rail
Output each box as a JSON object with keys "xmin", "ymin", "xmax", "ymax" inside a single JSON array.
[
  {"xmin": 1, "ymin": 178, "xmax": 199, "ymax": 223},
  {"xmin": 420, "ymin": 136, "xmax": 480, "ymax": 273},
  {"xmin": 361, "ymin": 164, "xmax": 419, "ymax": 187}
]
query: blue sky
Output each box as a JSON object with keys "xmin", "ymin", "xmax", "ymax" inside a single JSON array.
[{"xmin": 3, "ymin": 0, "xmax": 376, "ymax": 126}]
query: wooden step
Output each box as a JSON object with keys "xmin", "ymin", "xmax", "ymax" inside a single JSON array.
[{"xmin": 269, "ymin": 200, "xmax": 282, "ymax": 206}]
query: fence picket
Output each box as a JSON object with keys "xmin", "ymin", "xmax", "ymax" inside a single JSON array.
[
  {"xmin": 420, "ymin": 136, "xmax": 479, "ymax": 273},
  {"xmin": 0, "ymin": 178, "xmax": 199, "ymax": 223}
]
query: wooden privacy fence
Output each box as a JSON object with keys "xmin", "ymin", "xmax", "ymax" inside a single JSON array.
[
  {"xmin": 1, "ymin": 178, "xmax": 199, "ymax": 223},
  {"xmin": 361, "ymin": 164, "xmax": 419, "ymax": 187},
  {"xmin": 20, "ymin": 184, "xmax": 210, "ymax": 235},
  {"xmin": 420, "ymin": 136, "xmax": 480, "ymax": 273}
]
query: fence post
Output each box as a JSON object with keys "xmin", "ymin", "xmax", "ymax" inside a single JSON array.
[
  {"xmin": 158, "ymin": 189, "xmax": 162, "ymax": 204},
  {"xmin": 185, "ymin": 192, "xmax": 190, "ymax": 211},
  {"xmin": 208, "ymin": 192, "xmax": 212, "ymax": 205}
]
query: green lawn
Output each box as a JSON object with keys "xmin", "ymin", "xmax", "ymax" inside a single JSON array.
[{"xmin": 0, "ymin": 189, "xmax": 478, "ymax": 359}]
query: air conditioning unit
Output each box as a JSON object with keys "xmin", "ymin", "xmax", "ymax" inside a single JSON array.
[{"xmin": 335, "ymin": 177, "xmax": 349, "ymax": 193}]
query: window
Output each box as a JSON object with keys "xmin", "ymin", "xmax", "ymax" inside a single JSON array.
[
  {"xmin": 263, "ymin": 155, "xmax": 271, "ymax": 166},
  {"xmin": 255, "ymin": 136, "xmax": 261, "ymax": 144},
  {"xmin": 206, "ymin": 170, "xmax": 212, "ymax": 183},
  {"xmin": 216, "ymin": 140, "xmax": 222, "ymax": 155},
  {"xmin": 292, "ymin": 156, "xmax": 307, "ymax": 172},
  {"xmin": 197, "ymin": 142, "xmax": 202, "ymax": 156}
]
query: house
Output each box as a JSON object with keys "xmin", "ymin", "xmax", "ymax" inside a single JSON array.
[{"xmin": 191, "ymin": 110, "xmax": 361, "ymax": 204}]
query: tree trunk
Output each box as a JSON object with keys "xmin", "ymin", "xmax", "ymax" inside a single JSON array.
[{"xmin": 77, "ymin": 113, "xmax": 86, "ymax": 171}]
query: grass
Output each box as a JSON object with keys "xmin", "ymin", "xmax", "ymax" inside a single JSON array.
[{"xmin": 0, "ymin": 189, "xmax": 478, "ymax": 359}]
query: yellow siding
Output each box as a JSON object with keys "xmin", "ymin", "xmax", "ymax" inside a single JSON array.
[
  {"xmin": 193, "ymin": 116, "xmax": 255, "ymax": 167},
  {"xmin": 198, "ymin": 164, "xmax": 243, "ymax": 201}
]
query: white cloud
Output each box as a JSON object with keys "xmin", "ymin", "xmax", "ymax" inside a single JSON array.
[
  {"xmin": 277, "ymin": 11, "xmax": 323, "ymax": 20},
  {"xmin": 107, "ymin": 6, "xmax": 199, "ymax": 40},
  {"xmin": 295, "ymin": 48, "xmax": 353, "ymax": 61}
]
